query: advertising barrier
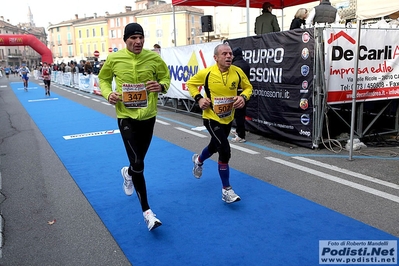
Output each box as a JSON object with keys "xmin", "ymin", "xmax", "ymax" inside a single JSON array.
[
  {"xmin": 324, "ymin": 28, "xmax": 399, "ymax": 104},
  {"xmin": 229, "ymin": 29, "xmax": 315, "ymax": 148},
  {"xmin": 40, "ymin": 26, "xmax": 399, "ymax": 149}
]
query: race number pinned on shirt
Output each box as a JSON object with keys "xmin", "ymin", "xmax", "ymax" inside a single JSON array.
[
  {"xmin": 122, "ymin": 83, "xmax": 148, "ymax": 108},
  {"xmin": 213, "ymin": 97, "xmax": 234, "ymax": 118}
]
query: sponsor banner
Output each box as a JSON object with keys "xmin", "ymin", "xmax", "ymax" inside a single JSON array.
[
  {"xmin": 63, "ymin": 129, "xmax": 120, "ymax": 140},
  {"xmin": 161, "ymin": 42, "xmax": 219, "ymax": 99},
  {"xmin": 0, "ymin": 36, "xmax": 25, "ymax": 45},
  {"xmin": 324, "ymin": 28, "xmax": 399, "ymax": 104},
  {"xmin": 228, "ymin": 29, "xmax": 315, "ymax": 148},
  {"xmin": 79, "ymin": 73, "xmax": 93, "ymax": 93},
  {"xmin": 319, "ymin": 240, "xmax": 397, "ymax": 264}
]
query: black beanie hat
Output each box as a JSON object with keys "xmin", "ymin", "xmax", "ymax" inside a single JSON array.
[
  {"xmin": 123, "ymin": 23, "xmax": 144, "ymax": 42},
  {"xmin": 232, "ymin": 47, "xmax": 243, "ymax": 57}
]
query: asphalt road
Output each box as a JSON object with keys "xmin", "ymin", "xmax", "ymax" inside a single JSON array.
[{"xmin": 0, "ymin": 75, "xmax": 398, "ymax": 265}]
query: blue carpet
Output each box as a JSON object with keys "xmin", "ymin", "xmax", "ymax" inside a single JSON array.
[{"xmin": 10, "ymin": 81, "xmax": 398, "ymax": 266}]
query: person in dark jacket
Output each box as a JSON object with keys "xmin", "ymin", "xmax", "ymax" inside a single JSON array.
[
  {"xmin": 231, "ymin": 47, "xmax": 251, "ymax": 143},
  {"xmin": 290, "ymin": 8, "xmax": 309, "ymax": 30},
  {"xmin": 306, "ymin": 0, "xmax": 340, "ymax": 26},
  {"xmin": 254, "ymin": 2, "xmax": 280, "ymax": 35}
]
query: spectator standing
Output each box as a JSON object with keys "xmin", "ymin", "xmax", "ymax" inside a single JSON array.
[
  {"xmin": 187, "ymin": 43, "xmax": 253, "ymax": 204},
  {"xmin": 59, "ymin": 63, "xmax": 66, "ymax": 73},
  {"xmin": 78, "ymin": 60, "xmax": 85, "ymax": 74},
  {"xmin": 70, "ymin": 61, "xmax": 79, "ymax": 86},
  {"xmin": 84, "ymin": 61, "xmax": 93, "ymax": 75},
  {"xmin": 153, "ymin": 44, "xmax": 161, "ymax": 54},
  {"xmin": 92, "ymin": 58, "xmax": 101, "ymax": 75},
  {"xmin": 98, "ymin": 23, "xmax": 170, "ymax": 231},
  {"xmin": 306, "ymin": 0, "xmax": 340, "ymax": 26},
  {"xmin": 13, "ymin": 66, "xmax": 19, "ymax": 77},
  {"xmin": 231, "ymin": 47, "xmax": 251, "ymax": 143},
  {"xmin": 254, "ymin": 2, "xmax": 281, "ymax": 35},
  {"xmin": 290, "ymin": 8, "xmax": 309, "ymax": 30}
]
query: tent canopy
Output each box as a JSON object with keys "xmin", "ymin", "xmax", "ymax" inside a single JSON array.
[
  {"xmin": 356, "ymin": 0, "xmax": 399, "ymax": 20},
  {"xmin": 172, "ymin": 0, "xmax": 314, "ymax": 10}
]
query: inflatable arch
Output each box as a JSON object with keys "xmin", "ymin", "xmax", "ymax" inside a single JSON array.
[{"xmin": 0, "ymin": 34, "xmax": 53, "ymax": 64}]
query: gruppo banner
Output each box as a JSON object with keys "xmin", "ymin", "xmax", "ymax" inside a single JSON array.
[
  {"xmin": 324, "ymin": 28, "xmax": 399, "ymax": 104},
  {"xmin": 228, "ymin": 29, "xmax": 315, "ymax": 148},
  {"xmin": 161, "ymin": 42, "xmax": 219, "ymax": 99}
]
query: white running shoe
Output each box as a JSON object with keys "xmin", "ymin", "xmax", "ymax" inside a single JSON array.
[
  {"xmin": 120, "ymin": 167, "xmax": 133, "ymax": 196},
  {"xmin": 231, "ymin": 135, "xmax": 246, "ymax": 143},
  {"xmin": 143, "ymin": 209, "xmax": 162, "ymax": 231},
  {"xmin": 192, "ymin": 154, "xmax": 203, "ymax": 178},
  {"xmin": 230, "ymin": 129, "xmax": 237, "ymax": 135},
  {"xmin": 222, "ymin": 187, "xmax": 241, "ymax": 203}
]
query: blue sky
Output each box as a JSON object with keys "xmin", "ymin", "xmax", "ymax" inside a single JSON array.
[{"xmin": 1, "ymin": 1, "xmax": 170, "ymax": 29}]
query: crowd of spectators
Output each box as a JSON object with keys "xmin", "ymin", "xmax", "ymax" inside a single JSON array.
[
  {"xmin": 1, "ymin": 59, "xmax": 103, "ymax": 80},
  {"xmin": 49, "ymin": 59, "xmax": 103, "ymax": 76}
]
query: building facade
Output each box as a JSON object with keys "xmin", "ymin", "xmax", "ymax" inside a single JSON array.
[
  {"xmin": 0, "ymin": 7, "xmax": 47, "ymax": 68},
  {"xmin": 47, "ymin": 3, "xmax": 205, "ymax": 64}
]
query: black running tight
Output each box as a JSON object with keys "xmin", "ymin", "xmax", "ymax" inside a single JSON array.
[{"xmin": 118, "ymin": 116, "xmax": 156, "ymax": 212}]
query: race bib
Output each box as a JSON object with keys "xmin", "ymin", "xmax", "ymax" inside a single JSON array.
[
  {"xmin": 213, "ymin": 97, "xmax": 234, "ymax": 118},
  {"xmin": 122, "ymin": 83, "xmax": 148, "ymax": 108}
]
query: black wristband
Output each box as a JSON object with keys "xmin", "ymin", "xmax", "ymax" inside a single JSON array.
[
  {"xmin": 241, "ymin": 94, "xmax": 248, "ymax": 101},
  {"xmin": 194, "ymin": 94, "xmax": 203, "ymax": 103},
  {"xmin": 160, "ymin": 84, "xmax": 166, "ymax": 93}
]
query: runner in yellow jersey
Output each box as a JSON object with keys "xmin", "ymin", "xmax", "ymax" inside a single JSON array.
[{"xmin": 187, "ymin": 43, "xmax": 253, "ymax": 203}]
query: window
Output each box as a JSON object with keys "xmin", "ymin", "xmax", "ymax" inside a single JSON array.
[
  {"xmin": 116, "ymin": 18, "xmax": 120, "ymax": 27},
  {"xmin": 92, "ymin": 28, "xmax": 96, "ymax": 37},
  {"xmin": 86, "ymin": 29, "xmax": 89, "ymax": 38},
  {"xmin": 79, "ymin": 30, "xmax": 82, "ymax": 38},
  {"xmin": 80, "ymin": 45, "xmax": 83, "ymax": 54},
  {"xmin": 100, "ymin": 28, "xmax": 104, "ymax": 36},
  {"xmin": 142, "ymin": 30, "xmax": 150, "ymax": 38},
  {"xmin": 67, "ymin": 33, "xmax": 72, "ymax": 44},
  {"xmin": 68, "ymin": 46, "xmax": 73, "ymax": 56},
  {"xmin": 87, "ymin": 44, "xmax": 91, "ymax": 55},
  {"xmin": 101, "ymin": 43, "xmax": 105, "ymax": 53},
  {"xmin": 156, "ymin": 29, "xmax": 163, "ymax": 38}
]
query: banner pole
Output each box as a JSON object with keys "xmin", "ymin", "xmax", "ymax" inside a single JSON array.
[{"xmin": 349, "ymin": 20, "xmax": 362, "ymax": 160}]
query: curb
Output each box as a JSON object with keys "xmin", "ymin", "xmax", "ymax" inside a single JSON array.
[{"xmin": 0, "ymin": 169, "xmax": 3, "ymax": 258}]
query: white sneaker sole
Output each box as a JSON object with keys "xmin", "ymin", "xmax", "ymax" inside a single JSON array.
[
  {"xmin": 192, "ymin": 154, "xmax": 202, "ymax": 179},
  {"xmin": 121, "ymin": 167, "xmax": 133, "ymax": 196},
  {"xmin": 148, "ymin": 220, "xmax": 162, "ymax": 231},
  {"xmin": 222, "ymin": 196, "xmax": 241, "ymax": 204}
]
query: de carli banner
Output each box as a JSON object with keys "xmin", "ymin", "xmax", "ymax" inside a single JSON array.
[{"xmin": 228, "ymin": 28, "xmax": 315, "ymax": 148}]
